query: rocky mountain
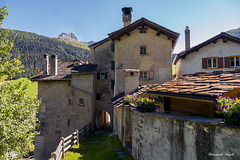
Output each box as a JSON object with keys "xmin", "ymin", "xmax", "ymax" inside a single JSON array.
[
  {"xmin": 57, "ymin": 32, "xmax": 79, "ymax": 42},
  {"xmin": 82, "ymin": 40, "xmax": 95, "ymax": 45},
  {"xmin": 226, "ymin": 27, "xmax": 240, "ymax": 38},
  {"xmin": 57, "ymin": 32, "xmax": 95, "ymax": 46},
  {"xmin": 4, "ymin": 29, "xmax": 89, "ymax": 79}
]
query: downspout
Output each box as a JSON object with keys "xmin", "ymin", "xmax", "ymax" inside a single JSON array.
[{"xmin": 70, "ymin": 84, "xmax": 95, "ymax": 130}]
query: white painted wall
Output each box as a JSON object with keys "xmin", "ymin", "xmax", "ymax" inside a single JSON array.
[{"xmin": 177, "ymin": 40, "xmax": 240, "ymax": 76}]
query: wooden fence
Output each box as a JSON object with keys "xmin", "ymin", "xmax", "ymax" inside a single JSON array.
[{"xmin": 49, "ymin": 123, "xmax": 91, "ymax": 160}]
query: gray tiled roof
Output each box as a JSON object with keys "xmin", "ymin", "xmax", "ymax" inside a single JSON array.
[{"xmin": 31, "ymin": 62, "xmax": 97, "ymax": 81}]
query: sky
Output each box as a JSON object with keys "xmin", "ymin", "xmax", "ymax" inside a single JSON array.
[{"xmin": 1, "ymin": 0, "xmax": 240, "ymax": 53}]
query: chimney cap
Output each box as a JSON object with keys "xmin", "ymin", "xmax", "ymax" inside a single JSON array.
[
  {"xmin": 185, "ymin": 26, "xmax": 190, "ymax": 30},
  {"xmin": 44, "ymin": 53, "xmax": 48, "ymax": 57},
  {"xmin": 122, "ymin": 7, "xmax": 133, "ymax": 15},
  {"xmin": 51, "ymin": 54, "xmax": 57, "ymax": 58}
]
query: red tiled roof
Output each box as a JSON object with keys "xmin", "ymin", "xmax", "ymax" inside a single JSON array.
[{"xmin": 148, "ymin": 70, "xmax": 240, "ymax": 97}]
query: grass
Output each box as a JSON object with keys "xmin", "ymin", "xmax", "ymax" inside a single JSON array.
[
  {"xmin": 0, "ymin": 77, "xmax": 38, "ymax": 98},
  {"xmin": 63, "ymin": 131, "xmax": 134, "ymax": 160}
]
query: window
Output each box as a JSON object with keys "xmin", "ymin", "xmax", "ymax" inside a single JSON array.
[
  {"xmin": 140, "ymin": 71, "xmax": 148, "ymax": 80},
  {"xmin": 100, "ymin": 73, "xmax": 105, "ymax": 79},
  {"xmin": 96, "ymin": 93, "xmax": 104, "ymax": 100},
  {"xmin": 140, "ymin": 46, "xmax": 146, "ymax": 55},
  {"xmin": 230, "ymin": 56, "xmax": 240, "ymax": 67},
  {"xmin": 207, "ymin": 58, "xmax": 217, "ymax": 68},
  {"xmin": 97, "ymin": 72, "xmax": 107, "ymax": 80},
  {"xmin": 68, "ymin": 99, "xmax": 71, "ymax": 106},
  {"xmin": 78, "ymin": 98, "xmax": 84, "ymax": 106}
]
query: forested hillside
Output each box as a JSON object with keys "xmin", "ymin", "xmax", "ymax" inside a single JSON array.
[{"xmin": 4, "ymin": 29, "xmax": 89, "ymax": 79}]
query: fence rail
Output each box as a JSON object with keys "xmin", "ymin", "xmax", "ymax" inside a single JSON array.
[{"xmin": 49, "ymin": 123, "xmax": 91, "ymax": 160}]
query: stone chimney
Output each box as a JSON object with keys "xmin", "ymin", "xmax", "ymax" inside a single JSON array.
[
  {"xmin": 50, "ymin": 54, "xmax": 58, "ymax": 76},
  {"xmin": 43, "ymin": 53, "xmax": 49, "ymax": 76},
  {"xmin": 124, "ymin": 69, "xmax": 139, "ymax": 95},
  {"xmin": 122, "ymin": 7, "xmax": 133, "ymax": 27},
  {"xmin": 185, "ymin": 26, "xmax": 190, "ymax": 50}
]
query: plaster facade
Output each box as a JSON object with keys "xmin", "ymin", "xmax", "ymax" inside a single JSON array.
[
  {"xmin": 176, "ymin": 39, "xmax": 240, "ymax": 77},
  {"xmin": 90, "ymin": 39, "xmax": 115, "ymax": 129},
  {"xmin": 34, "ymin": 73, "xmax": 94, "ymax": 160},
  {"xmin": 114, "ymin": 28, "xmax": 173, "ymax": 96}
]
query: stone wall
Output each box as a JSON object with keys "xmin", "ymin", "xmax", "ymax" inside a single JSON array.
[{"xmin": 115, "ymin": 105, "xmax": 240, "ymax": 160}]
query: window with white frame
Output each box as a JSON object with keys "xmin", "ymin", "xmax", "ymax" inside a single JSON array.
[
  {"xmin": 207, "ymin": 58, "xmax": 217, "ymax": 68},
  {"xmin": 140, "ymin": 71, "xmax": 148, "ymax": 80},
  {"xmin": 230, "ymin": 57, "xmax": 240, "ymax": 67},
  {"xmin": 78, "ymin": 98, "xmax": 84, "ymax": 106}
]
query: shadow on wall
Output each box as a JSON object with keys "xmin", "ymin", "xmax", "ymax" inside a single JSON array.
[{"xmin": 95, "ymin": 111, "xmax": 111, "ymax": 130}]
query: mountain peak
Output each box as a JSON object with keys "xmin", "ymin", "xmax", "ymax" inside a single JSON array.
[{"xmin": 57, "ymin": 32, "xmax": 78, "ymax": 42}]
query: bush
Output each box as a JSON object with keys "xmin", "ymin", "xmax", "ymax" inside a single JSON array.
[
  {"xmin": 135, "ymin": 97, "xmax": 157, "ymax": 112},
  {"xmin": 216, "ymin": 96, "xmax": 240, "ymax": 125},
  {"xmin": 123, "ymin": 95, "xmax": 135, "ymax": 105}
]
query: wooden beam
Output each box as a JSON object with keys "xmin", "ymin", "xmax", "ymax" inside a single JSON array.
[
  {"xmin": 156, "ymin": 30, "xmax": 161, "ymax": 36},
  {"xmin": 117, "ymin": 36, "xmax": 121, "ymax": 41},
  {"xmin": 213, "ymin": 40, "xmax": 218, "ymax": 44},
  {"xmin": 168, "ymin": 35, "xmax": 171, "ymax": 40},
  {"xmin": 223, "ymin": 38, "xmax": 228, "ymax": 43},
  {"xmin": 126, "ymin": 31, "xmax": 130, "ymax": 36}
]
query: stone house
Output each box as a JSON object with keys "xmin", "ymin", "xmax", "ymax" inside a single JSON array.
[
  {"xmin": 174, "ymin": 30, "xmax": 240, "ymax": 77},
  {"xmin": 89, "ymin": 7, "xmax": 179, "ymax": 130},
  {"xmin": 31, "ymin": 55, "xmax": 97, "ymax": 160},
  {"xmin": 32, "ymin": 7, "xmax": 180, "ymax": 159}
]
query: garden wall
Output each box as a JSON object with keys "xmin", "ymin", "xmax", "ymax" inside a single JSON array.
[{"xmin": 114, "ymin": 105, "xmax": 240, "ymax": 160}]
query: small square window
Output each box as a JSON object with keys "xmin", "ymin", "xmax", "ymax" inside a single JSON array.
[
  {"xmin": 100, "ymin": 73, "xmax": 105, "ymax": 79},
  {"xmin": 140, "ymin": 71, "xmax": 148, "ymax": 80},
  {"xmin": 96, "ymin": 93, "xmax": 105, "ymax": 100},
  {"xmin": 140, "ymin": 46, "xmax": 146, "ymax": 55},
  {"xmin": 78, "ymin": 99, "xmax": 84, "ymax": 106}
]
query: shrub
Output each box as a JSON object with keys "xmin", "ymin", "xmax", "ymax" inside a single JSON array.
[
  {"xmin": 135, "ymin": 97, "xmax": 157, "ymax": 112},
  {"xmin": 123, "ymin": 95, "xmax": 135, "ymax": 105},
  {"xmin": 216, "ymin": 96, "xmax": 240, "ymax": 125}
]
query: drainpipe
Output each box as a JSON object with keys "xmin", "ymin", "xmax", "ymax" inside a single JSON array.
[{"xmin": 70, "ymin": 84, "xmax": 95, "ymax": 131}]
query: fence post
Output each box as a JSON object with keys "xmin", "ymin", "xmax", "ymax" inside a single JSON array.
[
  {"xmin": 84, "ymin": 125, "xmax": 87, "ymax": 135},
  {"xmin": 61, "ymin": 137, "xmax": 65, "ymax": 159},
  {"xmin": 76, "ymin": 129, "xmax": 79, "ymax": 145},
  {"xmin": 51, "ymin": 152, "xmax": 57, "ymax": 160}
]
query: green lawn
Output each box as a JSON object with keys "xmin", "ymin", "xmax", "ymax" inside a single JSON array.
[{"xmin": 63, "ymin": 131, "xmax": 134, "ymax": 160}]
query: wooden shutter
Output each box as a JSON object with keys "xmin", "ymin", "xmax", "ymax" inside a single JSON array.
[
  {"xmin": 111, "ymin": 61, "xmax": 115, "ymax": 70},
  {"xmin": 218, "ymin": 57, "xmax": 223, "ymax": 68},
  {"xmin": 225, "ymin": 57, "xmax": 230, "ymax": 68},
  {"xmin": 149, "ymin": 70, "xmax": 154, "ymax": 79},
  {"xmin": 97, "ymin": 72, "xmax": 100, "ymax": 79},
  {"xmin": 202, "ymin": 58, "xmax": 207, "ymax": 69},
  {"xmin": 105, "ymin": 72, "xmax": 108, "ymax": 79},
  {"xmin": 111, "ymin": 42, "xmax": 115, "ymax": 52},
  {"xmin": 96, "ymin": 93, "xmax": 100, "ymax": 100},
  {"xmin": 111, "ymin": 80, "xmax": 115, "ymax": 89}
]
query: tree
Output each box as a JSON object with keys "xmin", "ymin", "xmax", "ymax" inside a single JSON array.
[{"xmin": 0, "ymin": 4, "xmax": 40, "ymax": 159}]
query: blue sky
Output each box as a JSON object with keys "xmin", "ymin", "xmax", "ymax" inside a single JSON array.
[{"xmin": 1, "ymin": 0, "xmax": 240, "ymax": 53}]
